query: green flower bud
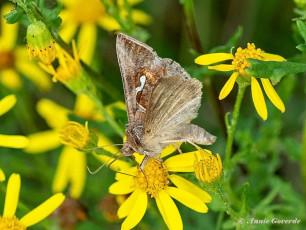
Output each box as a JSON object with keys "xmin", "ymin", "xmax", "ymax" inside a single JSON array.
[{"xmin": 27, "ymin": 21, "xmax": 56, "ymax": 65}]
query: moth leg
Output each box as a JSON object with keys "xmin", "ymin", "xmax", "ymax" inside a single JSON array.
[
  {"xmin": 187, "ymin": 141, "xmax": 201, "ymax": 149},
  {"xmin": 173, "ymin": 143, "xmax": 183, "ymax": 154},
  {"xmin": 140, "ymin": 155, "xmax": 150, "ymax": 174},
  {"xmin": 187, "ymin": 141, "xmax": 212, "ymax": 155}
]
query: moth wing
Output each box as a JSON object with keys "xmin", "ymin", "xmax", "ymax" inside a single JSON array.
[
  {"xmin": 116, "ymin": 33, "xmax": 156, "ymax": 123},
  {"xmin": 142, "ymin": 76, "xmax": 216, "ymax": 150},
  {"xmin": 116, "ymin": 33, "xmax": 191, "ymax": 124}
]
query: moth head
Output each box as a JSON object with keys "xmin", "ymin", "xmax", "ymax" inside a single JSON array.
[{"xmin": 120, "ymin": 142, "xmax": 135, "ymax": 156}]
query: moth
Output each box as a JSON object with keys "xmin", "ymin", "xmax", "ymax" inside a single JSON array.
[{"xmin": 116, "ymin": 33, "xmax": 216, "ymax": 169}]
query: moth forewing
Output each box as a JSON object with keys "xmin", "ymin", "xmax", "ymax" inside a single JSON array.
[{"xmin": 116, "ymin": 33, "xmax": 216, "ymax": 166}]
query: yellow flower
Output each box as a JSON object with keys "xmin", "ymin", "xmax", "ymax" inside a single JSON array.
[
  {"xmin": 0, "ymin": 173, "xmax": 65, "ymax": 229},
  {"xmin": 24, "ymin": 95, "xmax": 129, "ymax": 198},
  {"xmin": 59, "ymin": 0, "xmax": 151, "ymax": 63},
  {"xmin": 195, "ymin": 43, "xmax": 286, "ymax": 120},
  {"xmin": 109, "ymin": 147, "xmax": 212, "ymax": 230},
  {"xmin": 60, "ymin": 121, "xmax": 91, "ymax": 149},
  {"xmin": 39, "ymin": 41, "xmax": 81, "ymax": 83},
  {"xmin": 193, "ymin": 149, "xmax": 223, "ymax": 187},
  {"xmin": 0, "ymin": 95, "xmax": 29, "ymax": 149},
  {"xmin": 0, "ymin": 4, "xmax": 52, "ymax": 91}
]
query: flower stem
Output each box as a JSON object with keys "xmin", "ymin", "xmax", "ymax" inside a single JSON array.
[
  {"xmin": 182, "ymin": 0, "xmax": 227, "ymax": 137},
  {"xmin": 224, "ymin": 84, "xmax": 247, "ymax": 171}
]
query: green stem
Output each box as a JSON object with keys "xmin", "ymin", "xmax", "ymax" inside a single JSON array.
[
  {"xmin": 224, "ymin": 84, "xmax": 247, "ymax": 170},
  {"xmin": 182, "ymin": 0, "xmax": 227, "ymax": 137},
  {"xmin": 90, "ymin": 93, "xmax": 125, "ymax": 137},
  {"xmin": 215, "ymin": 211, "xmax": 224, "ymax": 230},
  {"xmin": 216, "ymin": 188, "xmax": 239, "ymax": 220}
]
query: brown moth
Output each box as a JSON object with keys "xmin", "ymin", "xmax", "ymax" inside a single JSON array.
[{"xmin": 116, "ymin": 33, "xmax": 216, "ymax": 168}]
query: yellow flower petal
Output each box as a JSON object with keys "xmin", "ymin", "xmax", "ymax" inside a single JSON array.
[
  {"xmin": 36, "ymin": 99, "xmax": 69, "ymax": 129},
  {"xmin": 20, "ymin": 193, "xmax": 65, "ymax": 227},
  {"xmin": 262, "ymin": 53, "xmax": 286, "ymax": 62},
  {"xmin": 118, "ymin": 189, "xmax": 141, "ymax": 218},
  {"xmin": 59, "ymin": 13, "xmax": 78, "ymax": 42},
  {"xmin": 109, "ymin": 179, "xmax": 134, "ymax": 195},
  {"xmin": 3, "ymin": 173, "xmax": 21, "ymax": 217},
  {"xmin": 167, "ymin": 187, "xmax": 208, "ymax": 213},
  {"xmin": 1, "ymin": 69, "xmax": 22, "ymax": 90},
  {"xmin": 169, "ymin": 174, "xmax": 211, "ymax": 203},
  {"xmin": 24, "ymin": 130, "xmax": 61, "ymax": 153},
  {"xmin": 251, "ymin": 77, "xmax": 267, "ymax": 120},
  {"xmin": 52, "ymin": 147, "xmax": 74, "ymax": 194},
  {"xmin": 0, "ymin": 4, "xmax": 18, "ymax": 50},
  {"xmin": 77, "ymin": 23, "xmax": 97, "ymax": 63},
  {"xmin": 219, "ymin": 72, "xmax": 239, "ymax": 100},
  {"xmin": 115, "ymin": 167, "xmax": 137, "ymax": 181},
  {"xmin": 261, "ymin": 79, "xmax": 285, "ymax": 113},
  {"xmin": 69, "ymin": 149, "xmax": 86, "ymax": 198},
  {"xmin": 195, "ymin": 53, "xmax": 234, "ymax": 65},
  {"xmin": 156, "ymin": 189, "xmax": 182, "ymax": 230},
  {"xmin": 163, "ymin": 152, "xmax": 195, "ymax": 172},
  {"xmin": 0, "ymin": 94, "xmax": 16, "ymax": 116},
  {"xmin": 0, "ymin": 168, "xmax": 5, "ymax": 181},
  {"xmin": 98, "ymin": 15, "xmax": 121, "ymax": 31},
  {"xmin": 74, "ymin": 94, "xmax": 103, "ymax": 121},
  {"xmin": 15, "ymin": 50, "xmax": 52, "ymax": 91},
  {"xmin": 132, "ymin": 9, "xmax": 151, "ymax": 25},
  {"xmin": 208, "ymin": 64, "xmax": 235, "ymax": 71},
  {"xmin": 0, "ymin": 135, "xmax": 29, "ymax": 148},
  {"xmin": 121, "ymin": 190, "xmax": 147, "ymax": 230},
  {"xmin": 160, "ymin": 143, "xmax": 182, "ymax": 158}
]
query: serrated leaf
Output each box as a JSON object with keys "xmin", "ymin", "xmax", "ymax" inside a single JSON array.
[
  {"xmin": 296, "ymin": 19, "xmax": 306, "ymax": 42},
  {"xmin": 246, "ymin": 59, "xmax": 306, "ymax": 84}
]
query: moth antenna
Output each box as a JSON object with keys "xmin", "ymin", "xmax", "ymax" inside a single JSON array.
[
  {"xmin": 87, "ymin": 149, "xmax": 122, "ymax": 175},
  {"xmin": 80, "ymin": 143, "xmax": 123, "ymax": 152},
  {"xmin": 87, "ymin": 150, "xmax": 135, "ymax": 177},
  {"xmin": 107, "ymin": 151, "xmax": 124, "ymax": 169}
]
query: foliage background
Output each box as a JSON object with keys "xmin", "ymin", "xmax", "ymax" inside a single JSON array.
[{"xmin": 0, "ymin": 0, "xmax": 305, "ymax": 229}]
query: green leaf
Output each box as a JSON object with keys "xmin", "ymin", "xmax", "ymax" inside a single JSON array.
[
  {"xmin": 4, "ymin": 5, "xmax": 24, "ymax": 24},
  {"xmin": 4, "ymin": 5, "xmax": 30, "ymax": 26},
  {"xmin": 246, "ymin": 59, "xmax": 306, "ymax": 84},
  {"xmin": 296, "ymin": 19, "xmax": 306, "ymax": 42}
]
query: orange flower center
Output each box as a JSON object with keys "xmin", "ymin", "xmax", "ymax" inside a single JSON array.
[
  {"xmin": 0, "ymin": 216, "xmax": 26, "ymax": 230},
  {"xmin": 70, "ymin": 0, "xmax": 105, "ymax": 23},
  {"xmin": 0, "ymin": 51, "xmax": 15, "ymax": 70},
  {"xmin": 232, "ymin": 43, "xmax": 264, "ymax": 76},
  {"xmin": 133, "ymin": 158, "xmax": 169, "ymax": 197}
]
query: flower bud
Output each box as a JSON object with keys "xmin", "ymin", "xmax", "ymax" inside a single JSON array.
[
  {"xmin": 27, "ymin": 21, "xmax": 56, "ymax": 65},
  {"xmin": 193, "ymin": 149, "xmax": 223, "ymax": 191},
  {"xmin": 60, "ymin": 121, "xmax": 98, "ymax": 150}
]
